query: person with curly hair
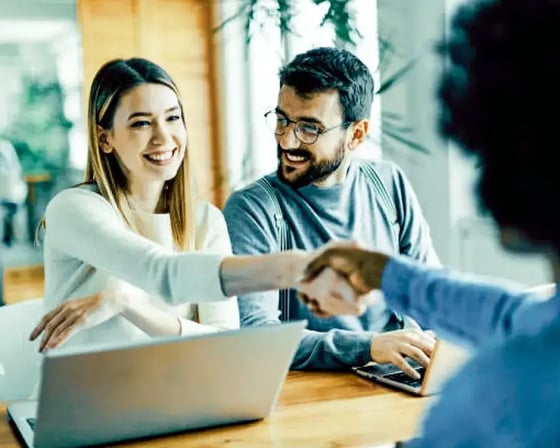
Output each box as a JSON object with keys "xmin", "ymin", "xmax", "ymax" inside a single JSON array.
[{"xmin": 302, "ymin": 0, "xmax": 560, "ymax": 445}]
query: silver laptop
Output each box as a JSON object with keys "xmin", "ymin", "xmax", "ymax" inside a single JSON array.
[
  {"xmin": 353, "ymin": 339, "xmax": 471, "ymax": 396},
  {"xmin": 7, "ymin": 321, "xmax": 306, "ymax": 448}
]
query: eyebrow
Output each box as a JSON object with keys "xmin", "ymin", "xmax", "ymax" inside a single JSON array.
[
  {"xmin": 127, "ymin": 106, "xmax": 180, "ymax": 121},
  {"xmin": 275, "ymin": 107, "xmax": 325, "ymax": 127}
]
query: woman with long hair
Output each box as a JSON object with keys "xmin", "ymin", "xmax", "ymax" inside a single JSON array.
[{"xmin": 31, "ymin": 58, "xmax": 361, "ymax": 351}]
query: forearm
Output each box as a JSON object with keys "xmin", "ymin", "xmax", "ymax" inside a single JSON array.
[
  {"xmin": 197, "ymin": 298, "xmax": 240, "ymax": 331},
  {"xmin": 291, "ymin": 329, "xmax": 375, "ymax": 370},
  {"xmin": 47, "ymin": 190, "xmax": 227, "ymax": 305},
  {"xmin": 176, "ymin": 318, "xmax": 219, "ymax": 336},
  {"xmin": 220, "ymin": 250, "xmax": 309, "ymax": 297},
  {"xmin": 382, "ymin": 256, "xmax": 529, "ymax": 345},
  {"xmin": 120, "ymin": 301, "xmax": 181, "ymax": 337}
]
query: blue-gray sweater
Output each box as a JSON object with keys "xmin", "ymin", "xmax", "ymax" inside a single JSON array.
[
  {"xmin": 223, "ymin": 159, "xmax": 439, "ymax": 369},
  {"xmin": 382, "ymin": 256, "xmax": 560, "ymax": 447}
]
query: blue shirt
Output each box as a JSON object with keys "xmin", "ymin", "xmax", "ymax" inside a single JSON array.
[
  {"xmin": 382, "ymin": 256, "xmax": 560, "ymax": 447},
  {"xmin": 223, "ymin": 159, "xmax": 439, "ymax": 369}
]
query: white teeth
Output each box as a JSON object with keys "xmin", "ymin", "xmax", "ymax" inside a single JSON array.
[
  {"xmin": 285, "ymin": 153, "xmax": 306, "ymax": 162},
  {"xmin": 146, "ymin": 151, "xmax": 173, "ymax": 161}
]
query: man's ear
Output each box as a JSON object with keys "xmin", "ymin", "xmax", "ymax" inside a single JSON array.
[
  {"xmin": 347, "ymin": 119, "xmax": 369, "ymax": 151},
  {"xmin": 97, "ymin": 125, "xmax": 113, "ymax": 154}
]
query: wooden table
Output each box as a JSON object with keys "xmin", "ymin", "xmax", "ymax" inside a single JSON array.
[{"xmin": 0, "ymin": 371, "xmax": 432, "ymax": 448}]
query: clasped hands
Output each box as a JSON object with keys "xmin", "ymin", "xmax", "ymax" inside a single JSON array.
[
  {"xmin": 299, "ymin": 244, "xmax": 435, "ymax": 378},
  {"xmin": 297, "ymin": 243, "xmax": 390, "ymax": 317}
]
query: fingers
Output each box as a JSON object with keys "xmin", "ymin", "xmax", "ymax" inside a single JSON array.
[
  {"xmin": 400, "ymin": 345, "xmax": 430, "ymax": 368},
  {"xmin": 45, "ymin": 312, "xmax": 85, "ymax": 351},
  {"xmin": 391, "ymin": 330, "xmax": 436, "ymax": 377},
  {"xmin": 304, "ymin": 248, "xmax": 355, "ymax": 282},
  {"xmin": 298, "ymin": 268, "xmax": 364, "ymax": 317},
  {"xmin": 392, "ymin": 355, "xmax": 421, "ymax": 380},
  {"xmin": 411, "ymin": 331, "xmax": 437, "ymax": 358},
  {"xmin": 397, "ymin": 331, "xmax": 436, "ymax": 359},
  {"xmin": 29, "ymin": 306, "xmax": 61, "ymax": 341},
  {"xmin": 298, "ymin": 293, "xmax": 330, "ymax": 317},
  {"xmin": 304, "ymin": 247, "xmax": 375, "ymax": 295},
  {"xmin": 29, "ymin": 316, "xmax": 48, "ymax": 341},
  {"xmin": 38, "ymin": 308, "xmax": 71, "ymax": 352},
  {"xmin": 38, "ymin": 305, "xmax": 80, "ymax": 352},
  {"xmin": 370, "ymin": 329, "xmax": 437, "ymax": 379},
  {"xmin": 44, "ymin": 315, "xmax": 83, "ymax": 351},
  {"xmin": 298, "ymin": 292, "xmax": 359, "ymax": 317}
]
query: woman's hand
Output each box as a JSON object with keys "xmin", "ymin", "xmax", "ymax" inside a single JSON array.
[
  {"xmin": 304, "ymin": 246, "xmax": 391, "ymax": 295},
  {"xmin": 297, "ymin": 244, "xmax": 392, "ymax": 316},
  {"xmin": 29, "ymin": 292, "xmax": 111, "ymax": 352},
  {"xmin": 297, "ymin": 267, "xmax": 366, "ymax": 316}
]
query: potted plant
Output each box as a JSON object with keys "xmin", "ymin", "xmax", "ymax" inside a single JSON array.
[{"xmin": 216, "ymin": 0, "xmax": 430, "ymax": 158}]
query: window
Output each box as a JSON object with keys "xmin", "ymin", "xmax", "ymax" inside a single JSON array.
[{"xmin": 218, "ymin": 0, "xmax": 381, "ymax": 191}]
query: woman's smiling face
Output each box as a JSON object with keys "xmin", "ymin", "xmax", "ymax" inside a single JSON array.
[{"xmin": 101, "ymin": 83, "xmax": 187, "ymax": 186}]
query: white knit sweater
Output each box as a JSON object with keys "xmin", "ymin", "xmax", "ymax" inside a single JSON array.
[{"xmin": 43, "ymin": 185, "xmax": 239, "ymax": 348}]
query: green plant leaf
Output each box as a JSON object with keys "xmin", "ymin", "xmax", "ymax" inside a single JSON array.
[
  {"xmin": 376, "ymin": 57, "xmax": 418, "ymax": 95},
  {"xmin": 382, "ymin": 115, "xmax": 431, "ymax": 154}
]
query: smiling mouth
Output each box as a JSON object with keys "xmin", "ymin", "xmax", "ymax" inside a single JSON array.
[
  {"xmin": 143, "ymin": 149, "xmax": 177, "ymax": 165},
  {"xmin": 282, "ymin": 151, "xmax": 310, "ymax": 164}
]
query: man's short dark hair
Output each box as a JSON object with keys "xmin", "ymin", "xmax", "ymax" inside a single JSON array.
[
  {"xmin": 439, "ymin": 0, "xmax": 560, "ymax": 249},
  {"xmin": 279, "ymin": 47, "xmax": 374, "ymax": 125}
]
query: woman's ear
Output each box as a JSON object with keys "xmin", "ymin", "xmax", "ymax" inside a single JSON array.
[
  {"xmin": 347, "ymin": 119, "xmax": 369, "ymax": 151},
  {"xmin": 97, "ymin": 125, "xmax": 113, "ymax": 154}
]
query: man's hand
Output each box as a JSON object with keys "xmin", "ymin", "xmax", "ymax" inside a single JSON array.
[
  {"xmin": 298, "ymin": 268, "xmax": 365, "ymax": 317},
  {"xmin": 304, "ymin": 246, "xmax": 391, "ymax": 295},
  {"xmin": 370, "ymin": 329, "xmax": 436, "ymax": 379},
  {"xmin": 29, "ymin": 293, "xmax": 108, "ymax": 352}
]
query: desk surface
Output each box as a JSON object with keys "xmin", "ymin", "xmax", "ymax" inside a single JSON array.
[{"xmin": 0, "ymin": 371, "xmax": 431, "ymax": 448}]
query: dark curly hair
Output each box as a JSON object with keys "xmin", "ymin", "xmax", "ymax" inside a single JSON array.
[
  {"xmin": 439, "ymin": 0, "xmax": 560, "ymax": 250},
  {"xmin": 279, "ymin": 47, "xmax": 374, "ymax": 126}
]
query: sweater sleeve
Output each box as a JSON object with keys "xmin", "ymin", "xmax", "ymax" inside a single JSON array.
[
  {"xmin": 45, "ymin": 188, "xmax": 227, "ymax": 304},
  {"xmin": 390, "ymin": 164, "xmax": 440, "ymax": 267},
  {"xmin": 381, "ymin": 256, "xmax": 537, "ymax": 346}
]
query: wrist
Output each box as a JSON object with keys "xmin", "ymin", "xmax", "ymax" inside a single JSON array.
[
  {"xmin": 353, "ymin": 332, "xmax": 378, "ymax": 366},
  {"xmin": 279, "ymin": 250, "xmax": 310, "ymax": 290},
  {"xmin": 108, "ymin": 287, "xmax": 132, "ymax": 316}
]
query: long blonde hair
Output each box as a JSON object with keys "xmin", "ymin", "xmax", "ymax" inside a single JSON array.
[{"xmin": 85, "ymin": 58, "xmax": 196, "ymax": 250}]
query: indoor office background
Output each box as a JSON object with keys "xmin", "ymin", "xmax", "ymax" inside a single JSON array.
[{"xmin": 0, "ymin": 0, "xmax": 549, "ymax": 306}]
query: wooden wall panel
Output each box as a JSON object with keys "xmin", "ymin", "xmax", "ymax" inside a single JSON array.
[
  {"xmin": 77, "ymin": 0, "xmax": 226, "ymax": 205},
  {"xmin": 77, "ymin": 0, "xmax": 139, "ymax": 94},
  {"xmin": 2, "ymin": 265, "xmax": 44, "ymax": 305}
]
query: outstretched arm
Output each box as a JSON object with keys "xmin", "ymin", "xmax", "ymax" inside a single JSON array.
[
  {"xmin": 302, "ymin": 247, "xmax": 534, "ymax": 346},
  {"xmin": 46, "ymin": 188, "xmax": 312, "ymax": 304}
]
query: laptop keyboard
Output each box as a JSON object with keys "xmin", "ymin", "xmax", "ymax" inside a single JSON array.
[
  {"xmin": 27, "ymin": 418, "xmax": 36, "ymax": 431},
  {"xmin": 384, "ymin": 366, "xmax": 426, "ymax": 389}
]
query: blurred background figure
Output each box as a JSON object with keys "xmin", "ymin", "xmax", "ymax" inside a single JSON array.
[{"xmin": 0, "ymin": 138, "xmax": 27, "ymax": 246}]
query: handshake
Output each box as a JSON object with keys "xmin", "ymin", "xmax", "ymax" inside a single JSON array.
[{"xmin": 297, "ymin": 243, "xmax": 391, "ymax": 317}]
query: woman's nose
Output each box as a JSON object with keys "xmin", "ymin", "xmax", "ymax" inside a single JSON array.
[{"xmin": 151, "ymin": 123, "xmax": 172, "ymax": 146}]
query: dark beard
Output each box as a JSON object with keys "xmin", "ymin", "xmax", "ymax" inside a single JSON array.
[{"xmin": 276, "ymin": 143, "xmax": 346, "ymax": 188}]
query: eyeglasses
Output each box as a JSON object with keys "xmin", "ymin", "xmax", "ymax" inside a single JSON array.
[{"xmin": 264, "ymin": 111, "xmax": 350, "ymax": 145}]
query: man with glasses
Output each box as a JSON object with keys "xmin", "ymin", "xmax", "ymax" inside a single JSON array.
[{"xmin": 223, "ymin": 47, "xmax": 439, "ymax": 373}]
